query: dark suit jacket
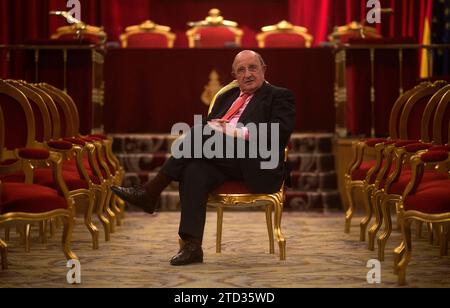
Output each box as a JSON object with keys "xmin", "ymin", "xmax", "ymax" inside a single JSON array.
[{"xmin": 207, "ymin": 82, "xmax": 296, "ymax": 194}]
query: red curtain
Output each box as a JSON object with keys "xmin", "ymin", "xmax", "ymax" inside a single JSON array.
[
  {"xmin": 1, "ymin": 0, "xmax": 431, "ymax": 47},
  {"xmin": 289, "ymin": 0, "xmax": 429, "ymax": 46}
]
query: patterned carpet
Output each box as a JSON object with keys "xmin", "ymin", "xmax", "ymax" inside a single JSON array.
[{"xmin": 1, "ymin": 211, "xmax": 449, "ymax": 288}]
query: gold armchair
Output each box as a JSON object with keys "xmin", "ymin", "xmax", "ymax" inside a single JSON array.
[
  {"xmin": 256, "ymin": 20, "xmax": 313, "ymax": 48},
  {"xmin": 186, "ymin": 9, "xmax": 243, "ymax": 48},
  {"xmin": 120, "ymin": 20, "xmax": 176, "ymax": 48},
  {"xmin": 206, "ymin": 81, "xmax": 287, "ymax": 260}
]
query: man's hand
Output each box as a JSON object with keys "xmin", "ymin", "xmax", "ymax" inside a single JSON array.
[{"xmin": 208, "ymin": 120, "xmax": 245, "ymax": 139}]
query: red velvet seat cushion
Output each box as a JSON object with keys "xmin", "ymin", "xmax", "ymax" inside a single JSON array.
[
  {"xmin": 351, "ymin": 160, "xmax": 375, "ymax": 180},
  {"xmin": 62, "ymin": 160, "xmax": 101, "ymax": 185},
  {"xmin": 18, "ymin": 148, "xmax": 50, "ymax": 160},
  {"xmin": 89, "ymin": 134, "xmax": 108, "ymax": 140},
  {"xmin": 1, "ymin": 183, "xmax": 67, "ymax": 214},
  {"xmin": 47, "ymin": 140, "xmax": 73, "ymax": 150},
  {"xmin": 0, "ymin": 168, "xmax": 89, "ymax": 190},
  {"xmin": 429, "ymin": 145, "xmax": 450, "ymax": 152},
  {"xmin": 388, "ymin": 170, "xmax": 448, "ymax": 195},
  {"xmin": 404, "ymin": 143, "xmax": 432, "ymax": 153},
  {"xmin": 364, "ymin": 138, "xmax": 387, "ymax": 147},
  {"xmin": 64, "ymin": 137, "xmax": 87, "ymax": 146},
  {"xmin": 212, "ymin": 181, "xmax": 251, "ymax": 195},
  {"xmin": 421, "ymin": 151, "xmax": 449, "ymax": 163},
  {"xmin": 404, "ymin": 180, "xmax": 450, "ymax": 214}
]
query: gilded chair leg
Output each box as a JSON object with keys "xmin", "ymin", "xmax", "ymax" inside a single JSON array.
[
  {"xmin": 216, "ymin": 207, "xmax": 224, "ymax": 254},
  {"xmin": 265, "ymin": 204, "xmax": 275, "ymax": 254},
  {"xmin": 368, "ymin": 192, "xmax": 383, "ymax": 251},
  {"xmin": 39, "ymin": 221, "xmax": 47, "ymax": 244},
  {"xmin": 439, "ymin": 224, "xmax": 448, "ymax": 256},
  {"xmin": 62, "ymin": 215, "xmax": 78, "ymax": 261},
  {"xmin": 85, "ymin": 193, "xmax": 99, "ymax": 250},
  {"xmin": 393, "ymin": 241, "xmax": 405, "ymax": 275},
  {"xmin": 111, "ymin": 195, "xmax": 122, "ymax": 227},
  {"xmin": 431, "ymin": 223, "xmax": 440, "ymax": 246},
  {"xmin": 427, "ymin": 222, "xmax": 433, "ymax": 244},
  {"xmin": 397, "ymin": 218, "xmax": 412, "ymax": 286},
  {"xmin": 24, "ymin": 224, "xmax": 31, "ymax": 253},
  {"xmin": 117, "ymin": 198, "xmax": 126, "ymax": 220},
  {"xmin": 50, "ymin": 219, "xmax": 56, "ymax": 238},
  {"xmin": 377, "ymin": 197, "xmax": 393, "ymax": 261},
  {"xmin": 344, "ymin": 183, "xmax": 355, "ymax": 233},
  {"xmin": 105, "ymin": 190, "xmax": 116, "ymax": 233},
  {"xmin": 274, "ymin": 201, "xmax": 286, "ymax": 261},
  {"xmin": 415, "ymin": 221, "xmax": 423, "ymax": 238},
  {"xmin": 4, "ymin": 227, "xmax": 10, "ymax": 241},
  {"xmin": 96, "ymin": 188, "xmax": 111, "ymax": 242},
  {"xmin": 360, "ymin": 185, "xmax": 373, "ymax": 242},
  {"xmin": 0, "ymin": 238, "xmax": 7, "ymax": 270}
]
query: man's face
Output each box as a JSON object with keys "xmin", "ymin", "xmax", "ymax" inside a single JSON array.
[{"xmin": 233, "ymin": 51, "xmax": 266, "ymax": 94}]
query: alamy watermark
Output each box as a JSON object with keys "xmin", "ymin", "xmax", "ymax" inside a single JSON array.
[
  {"xmin": 66, "ymin": 0, "xmax": 81, "ymax": 23},
  {"xmin": 170, "ymin": 116, "xmax": 281, "ymax": 170},
  {"xmin": 66, "ymin": 259, "xmax": 81, "ymax": 284},
  {"xmin": 366, "ymin": 259, "xmax": 381, "ymax": 284},
  {"xmin": 366, "ymin": 0, "xmax": 382, "ymax": 24}
]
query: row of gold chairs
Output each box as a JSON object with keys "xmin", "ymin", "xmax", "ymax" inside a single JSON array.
[
  {"xmin": 0, "ymin": 79, "xmax": 124, "ymax": 271},
  {"xmin": 52, "ymin": 8, "xmax": 380, "ymax": 48},
  {"xmin": 343, "ymin": 80, "xmax": 450, "ymax": 285}
]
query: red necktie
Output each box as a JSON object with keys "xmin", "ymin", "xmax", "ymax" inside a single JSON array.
[{"xmin": 221, "ymin": 93, "xmax": 250, "ymax": 121}]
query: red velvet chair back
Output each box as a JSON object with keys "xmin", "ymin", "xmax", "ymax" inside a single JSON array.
[
  {"xmin": 8, "ymin": 81, "xmax": 52, "ymax": 143},
  {"xmin": 36, "ymin": 84, "xmax": 75, "ymax": 138},
  {"xmin": 434, "ymin": 88, "xmax": 450, "ymax": 145},
  {"xmin": 0, "ymin": 106, "xmax": 4, "ymax": 161},
  {"xmin": 23, "ymin": 84, "xmax": 61, "ymax": 140},
  {"xmin": 120, "ymin": 20, "xmax": 176, "ymax": 48},
  {"xmin": 0, "ymin": 81, "xmax": 35, "ymax": 151},
  {"xmin": 257, "ymin": 21, "xmax": 313, "ymax": 48},
  {"xmin": 421, "ymin": 84, "xmax": 450, "ymax": 143},
  {"xmin": 126, "ymin": 33, "xmax": 170, "ymax": 48},
  {"xmin": 389, "ymin": 82, "xmax": 431, "ymax": 139},
  {"xmin": 263, "ymin": 33, "xmax": 307, "ymax": 48},
  {"xmin": 399, "ymin": 82, "xmax": 447, "ymax": 141},
  {"xmin": 191, "ymin": 27, "xmax": 241, "ymax": 48},
  {"xmin": 186, "ymin": 9, "xmax": 243, "ymax": 48}
]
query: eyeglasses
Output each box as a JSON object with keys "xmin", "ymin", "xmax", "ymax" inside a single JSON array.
[{"xmin": 234, "ymin": 65, "xmax": 260, "ymax": 76}]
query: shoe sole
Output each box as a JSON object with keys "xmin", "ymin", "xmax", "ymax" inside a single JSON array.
[{"xmin": 170, "ymin": 257, "xmax": 204, "ymax": 266}]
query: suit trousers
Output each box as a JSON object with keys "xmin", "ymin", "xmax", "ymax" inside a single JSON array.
[{"xmin": 160, "ymin": 125, "xmax": 244, "ymax": 240}]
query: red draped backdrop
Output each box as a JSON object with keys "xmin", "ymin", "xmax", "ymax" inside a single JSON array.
[
  {"xmin": 0, "ymin": 0, "xmax": 434, "ymax": 135},
  {"xmin": 0, "ymin": 0, "xmax": 431, "ymax": 46}
]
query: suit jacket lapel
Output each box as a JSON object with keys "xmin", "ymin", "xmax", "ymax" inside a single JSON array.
[{"xmin": 239, "ymin": 82, "xmax": 270, "ymax": 124}]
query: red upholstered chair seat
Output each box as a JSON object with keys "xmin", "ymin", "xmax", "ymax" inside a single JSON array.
[
  {"xmin": 0, "ymin": 168, "xmax": 89, "ymax": 191},
  {"xmin": 1, "ymin": 183, "xmax": 67, "ymax": 214},
  {"xmin": 404, "ymin": 180, "xmax": 450, "ymax": 214},
  {"xmin": 212, "ymin": 181, "xmax": 252, "ymax": 195},
  {"xmin": 263, "ymin": 33, "xmax": 307, "ymax": 48},
  {"xmin": 388, "ymin": 170, "xmax": 448, "ymax": 195},
  {"xmin": 351, "ymin": 161, "xmax": 376, "ymax": 180},
  {"xmin": 195, "ymin": 27, "xmax": 238, "ymax": 47},
  {"xmin": 126, "ymin": 33, "xmax": 170, "ymax": 48}
]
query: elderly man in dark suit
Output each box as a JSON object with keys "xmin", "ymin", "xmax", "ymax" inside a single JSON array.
[{"xmin": 112, "ymin": 50, "xmax": 296, "ymax": 266}]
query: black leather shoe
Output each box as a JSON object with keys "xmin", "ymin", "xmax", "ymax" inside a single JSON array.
[
  {"xmin": 170, "ymin": 241, "xmax": 203, "ymax": 266},
  {"xmin": 111, "ymin": 186, "xmax": 157, "ymax": 214}
]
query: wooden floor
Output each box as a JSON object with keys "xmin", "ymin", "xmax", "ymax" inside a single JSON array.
[{"xmin": 1, "ymin": 211, "xmax": 449, "ymax": 288}]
